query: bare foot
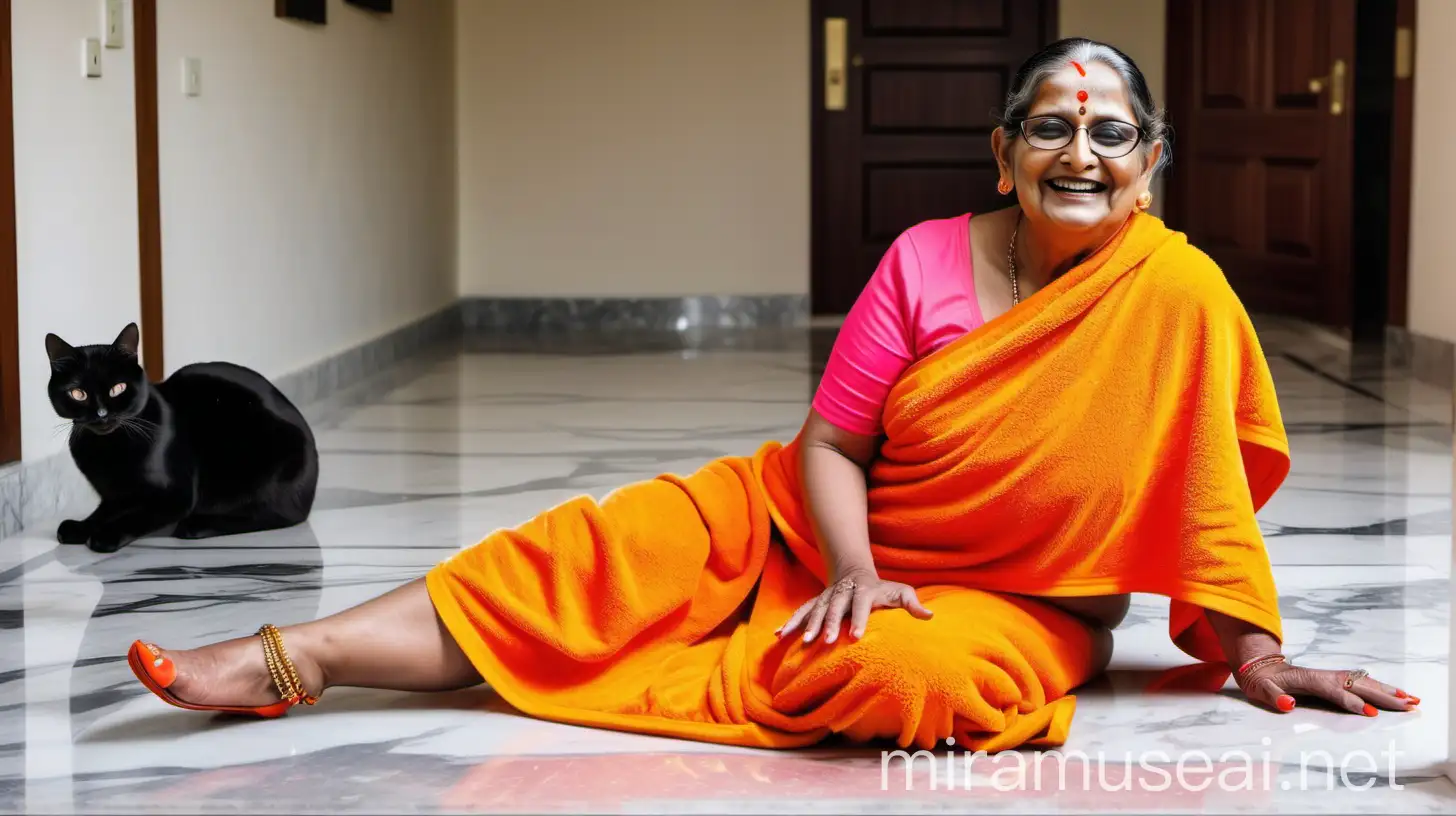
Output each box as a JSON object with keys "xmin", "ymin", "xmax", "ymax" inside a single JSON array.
[{"xmin": 150, "ymin": 629, "xmax": 326, "ymax": 708}]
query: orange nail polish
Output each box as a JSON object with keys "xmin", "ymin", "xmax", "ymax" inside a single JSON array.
[
  {"xmin": 1276, "ymin": 695, "xmax": 1295, "ymax": 712},
  {"xmin": 1363, "ymin": 704, "xmax": 1377, "ymax": 717},
  {"xmin": 1395, "ymin": 689, "xmax": 1408, "ymax": 698},
  {"xmin": 1409, "ymin": 696, "xmax": 1421, "ymax": 705}
]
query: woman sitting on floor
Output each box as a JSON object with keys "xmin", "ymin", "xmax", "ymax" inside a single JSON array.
[{"xmin": 127, "ymin": 38, "xmax": 1417, "ymax": 751}]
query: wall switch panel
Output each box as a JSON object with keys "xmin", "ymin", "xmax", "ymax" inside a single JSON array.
[
  {"xmin": 182, "ymin": 58, "xmax": 201, "ymax": 96},
  {"xmin": 81, "ymin": 38, "xmax": 101, "ymax": 78},
  {"xmin": 103, "ymin": 0, "xmax": 124, "ymax": 48}
]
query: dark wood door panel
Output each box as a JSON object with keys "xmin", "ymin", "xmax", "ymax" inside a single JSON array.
[
  {"xmin": 1270, "ymin": 0, "xmax": 1330, "ymax": 110},
  {"xmin": 1262, "ymin": 159, "xmax": 1321, "ymax": 258},
  {"xmin": 1185, "ymin": 114, "xmax": 1329, "ymax": 157},
  {"xmin": 1198, "ymin": 0, "xmax": 1260, "ymax": 109},
  {"xmin": 866, "ymin": 0, "xmax": 1011, "ymax": 34},
  {"xmin": 865, "ymin": 67, "xmax": 1004, "ymax": 132},
  {"xmin": 865, "ymin": 164, "xmax": 996, "ymax": 239}
]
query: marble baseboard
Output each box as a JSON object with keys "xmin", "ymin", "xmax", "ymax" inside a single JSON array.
[
  {"xmin": 461, "ymin": 295, "xmax": 810, "ymax": 333},
  {"xmin": 0, "ymin": 450, "xmax": 97, "ymax": 539},
  {"xmin": 272, "ymin": 303, "xmax": 463, "ymax": 409},
  {"xmin": 1385, "ymin": 326, "xmax": 1455, "ymax": 392},
  {"xmin": 0, "ymin": 462, "xmax": 17, "ymax": 538}
]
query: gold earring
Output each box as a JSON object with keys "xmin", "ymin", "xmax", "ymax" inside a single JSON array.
[
  {"xmin": 1135, "ymin": 191, "xmax": 1153, "ymax": 212},
  {"xmin": 997, "ymin": 178, "xmax": 1013, "ymax": 195}
]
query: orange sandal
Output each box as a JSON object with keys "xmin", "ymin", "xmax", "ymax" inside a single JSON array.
[{"xmin": 127, "ymin": 624, "xmax": 321, "ymax": 718}]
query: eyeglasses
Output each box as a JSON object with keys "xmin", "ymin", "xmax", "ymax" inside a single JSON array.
[{"xmin": 1017, "ymin": 116, "xmax": 1143, "ymax": 159}]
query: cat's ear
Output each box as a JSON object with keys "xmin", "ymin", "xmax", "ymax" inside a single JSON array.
[
  {"xmin": 112, "ymin": 323, "xmax": 140, "ymax": 359},
  {"xmin": 44, "ymin": 333, "xmax": 75, "ymax": 367}
]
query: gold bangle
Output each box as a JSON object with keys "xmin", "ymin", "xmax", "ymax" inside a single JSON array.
[
  {"xmin": 1235, "ymin": 654, "xmax": 1286, "ymax": 684},
  {"xmin": 257, "ymin": 624, "xmax": 319, "ymax": 706}
]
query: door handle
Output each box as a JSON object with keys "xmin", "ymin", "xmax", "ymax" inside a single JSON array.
[
  {"xmin": 825, "ymin": 17, "xmax": 847, "ymax": 111},
  {"xmin": 1308, "ymin": 58, "xmax": 1347, "ymax": 115}
]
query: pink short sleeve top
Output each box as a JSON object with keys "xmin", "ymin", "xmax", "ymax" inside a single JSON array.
[{"xmin": 811, "ymin": 214, "xmax": 986, "ymax": 436}]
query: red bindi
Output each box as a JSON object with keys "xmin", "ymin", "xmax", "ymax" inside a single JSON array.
[
  {"xmin": 1071, "ymin": 61, "xmax": 1086, "ymax": 77},
  {"xmin": 1076, "ymin": 90, "xmax": 1089, "ymax": 103}
]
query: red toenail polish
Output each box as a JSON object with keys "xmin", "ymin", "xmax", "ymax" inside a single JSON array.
[
  {"xmin": 1364, "ymin": 704, "xmax": 1377, "ymax": 717},
  {"xmin": 1410, "ymin": 696, "xmax": 1421, "ymax": 705},
  {"xmin": 1396, "ymin": 689, "xmax": 1408, "ymax": 698},
  {"xmin": 1277, "ymin": 695, "xmax": 1295, "ymax": 712}
]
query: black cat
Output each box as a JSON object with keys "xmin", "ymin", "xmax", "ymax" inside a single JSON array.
[{"xmin": 45, "ymin": 323, "xmax": 319, "ymax": 553}]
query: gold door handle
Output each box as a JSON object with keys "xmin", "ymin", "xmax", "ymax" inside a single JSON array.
[
  {"xmin": 1308, "ymin": 58, "xmax": 1347, "ymax": 115},
  {"xmin": 825, "ymin": 17, "xmax": 848, "ymax": 110}
]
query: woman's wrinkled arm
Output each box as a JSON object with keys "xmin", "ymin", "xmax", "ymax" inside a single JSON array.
[
  {"xmin": 797, "ymin": 409, "xmax": 879, "ymax": 582},
  {"xmin": 776, "ymin": 409, "xmax": 932, "ymax": 643}
]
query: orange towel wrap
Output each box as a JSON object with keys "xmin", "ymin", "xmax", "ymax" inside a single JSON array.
[{"xmin": 427, "ymin": 213, "xmax": 1290, "ymax": 751}]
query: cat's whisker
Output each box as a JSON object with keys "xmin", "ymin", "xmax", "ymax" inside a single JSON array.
[{"xmin": 119, "ymin": 417, "xmax": 156, "ymax": 442}]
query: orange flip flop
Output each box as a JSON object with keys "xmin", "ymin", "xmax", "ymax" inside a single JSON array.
[{"xmin": 127, "ymin": 625, "xmax": 319, "ymax": 718}]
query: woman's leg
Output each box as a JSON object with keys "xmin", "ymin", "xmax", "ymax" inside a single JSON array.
[{"xmin": 155, "ymin": 577, "xmax": 483, "ymax": 707}]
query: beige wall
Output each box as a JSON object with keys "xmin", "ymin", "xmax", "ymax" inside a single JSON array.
[
  {"xmin": 157, "ymin": 0, "xmax": 457, "ymax": 377},
  {"xmin": 454, "ymin": 0, "xmax": 809, "ymax": 298},
  {"xmin": 12, "ymin": 0, "xmax": 142, "ymax": 461},
  {"xmin": 1410, "ymin": 0, "xmax": 1454, "ymax": 343}
]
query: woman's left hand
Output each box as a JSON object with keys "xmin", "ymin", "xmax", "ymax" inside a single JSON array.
[{"xmin": 1238, "ymin": 660, "xmax": 1420, "ymax": 715}]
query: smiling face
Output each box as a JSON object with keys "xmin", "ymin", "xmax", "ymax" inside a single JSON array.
[{"xmin": 994, "ymin": 61, "xmax": 1162, "ymax": 236}]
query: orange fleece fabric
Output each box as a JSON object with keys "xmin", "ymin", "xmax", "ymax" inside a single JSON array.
[{"xmin": 426, "ymin": 212, "xmax": 1290, "ymax": 751}]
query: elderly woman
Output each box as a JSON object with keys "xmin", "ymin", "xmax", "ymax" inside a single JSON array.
[{"xmin": 128, "ymin": 39, "xmax": 1418, "ymax": 750}]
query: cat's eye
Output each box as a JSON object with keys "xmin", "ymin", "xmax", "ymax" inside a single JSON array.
[
  {"xmin": 109, "ymin": 383, "xmax": 127, "ymax": 398},
  {"xmin": 68, "ymin": 388, "xmax": 86, "ymax": 401}
]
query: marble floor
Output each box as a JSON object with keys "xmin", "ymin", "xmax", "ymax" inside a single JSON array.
[{"xmin": 0, "ymin": 321, "xmax": 1452, "ymax": 814}]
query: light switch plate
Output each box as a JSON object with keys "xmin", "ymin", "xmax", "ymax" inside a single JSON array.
[
  {"xmin": 103, "ymin": 0, "xmax": 124, "ymax": 48},
  {"xmin": 81, "ymin": 38, "xmax": 101, "ymax": 77},
  {"xmin": 181, "ymin": 57, "xmax": 201, "ymax": 96}
]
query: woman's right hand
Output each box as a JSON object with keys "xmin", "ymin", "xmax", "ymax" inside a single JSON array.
[{"xmin": 775, "ymin": 568, "xmax": 934, "ymax": 644}]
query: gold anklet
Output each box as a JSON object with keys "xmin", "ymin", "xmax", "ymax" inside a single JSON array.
[{"xmin": 257, "ymin": 624, "xmax": 320, "ymax": 705}]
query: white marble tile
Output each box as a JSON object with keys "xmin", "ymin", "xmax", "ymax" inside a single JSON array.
[{"xmin": 0, "ymin": 328, "xmax": 1450, "ymax": 814}]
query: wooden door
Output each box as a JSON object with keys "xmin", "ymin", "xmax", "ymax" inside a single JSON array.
[
  {"xmin": 1164, "ymin": 0, "xmax": 1356, "ymax": 330},
  {"xmin": 134, "ymin": 0, "xmax": 164, "ymax": 380},
  {"xmin": 0, "ymin": 0, "xmax": 19, "ymax": 465},
  {"xmin": 810, "ymin": 0, "xmax": 1058, "ymax": 316}
]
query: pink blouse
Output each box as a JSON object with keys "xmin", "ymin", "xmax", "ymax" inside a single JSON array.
[{"xmin": 812, "ymin": 214, "xmax": 986, "ymax": 436}]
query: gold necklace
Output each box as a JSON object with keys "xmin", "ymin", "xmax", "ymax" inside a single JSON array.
[{"xmin": 1006, "ymin": 213, "xmax": 1022, "ymax": 306}]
